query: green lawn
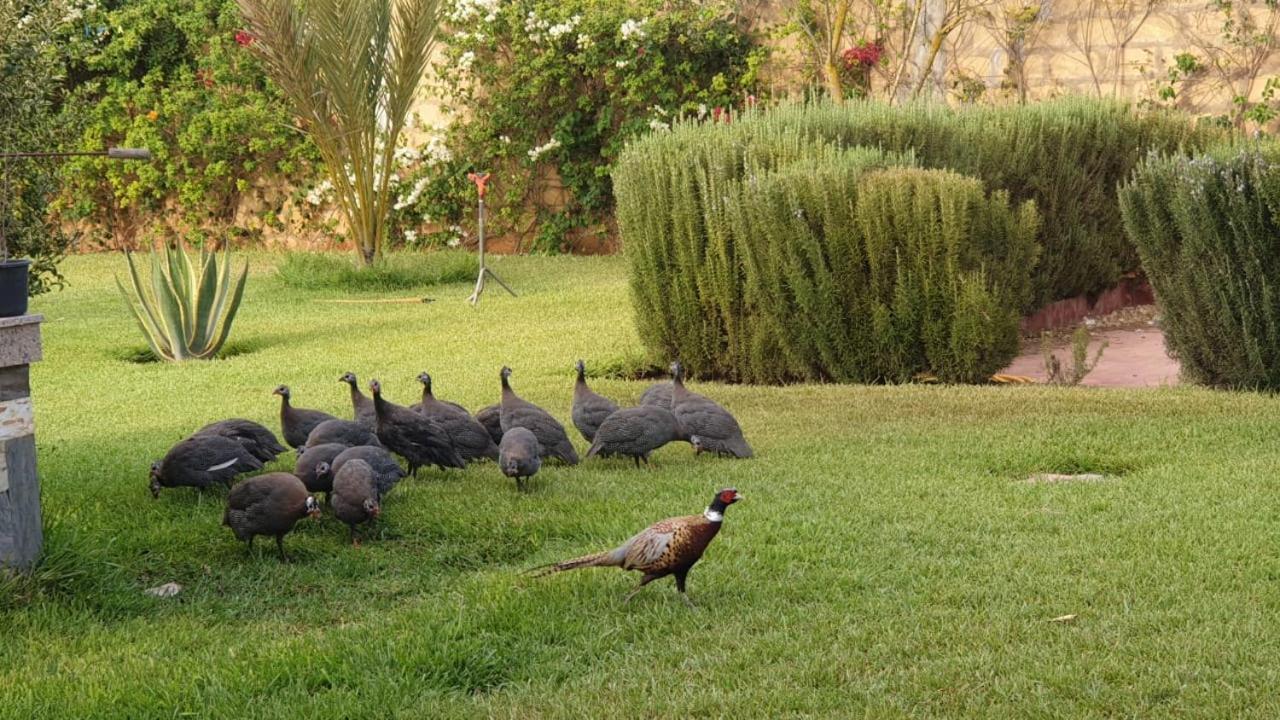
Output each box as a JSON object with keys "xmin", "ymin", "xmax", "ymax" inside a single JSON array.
[{"xmin": 4, "ymin": 252, "xmax": 1280, "ymax": 718}]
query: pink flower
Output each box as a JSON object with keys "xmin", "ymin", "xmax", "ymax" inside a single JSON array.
[
  {"xmin": 841, "ymin": 41, "xmax": 883, "ymax": 69},
  {"xmin": 234, "ymin": 30, "xmax": 254, "ymax": 47},
  {"xmin": 746, "ymin": 94, "xmax": 757, "ymax": 108}
]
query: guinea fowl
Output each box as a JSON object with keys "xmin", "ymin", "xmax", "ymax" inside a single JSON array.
[
  {"xmin": 295, "ymin": 442, "xmax": 348, "ymax": 500},
  {"xmin": 150, "ymin": 435, "xmax": 263, "ymax": 498},
  {"xmin": 193, "ymin": 419, "xmax": 287, "ymax": 463},
  {"xmin": 669, "ymin": 362, "xmax": 753, "ymax": 458},
  {"xmin": 499, "ymin": 366, "xmax": 579, "ymax": 465},
  {"xmin": 475, "ymin": 404, "xmax": 504, "ymax": 445},
  {"xmin": 586, "ymin": 406, "xmax": 683, "ymax": 468},
  {"xmin": 223, "ymin": 472, "xmax": 321, "ymax": 561},
  {"xmin": 417, "ymin": 372, "xmax": 499, "ymax": 463},
  {"xmin": 330, "ymin": 445, "xmax": 407, "ymax": 500},
  {"xmin": 340, "ymin": 372, "xmax": 377, "ymax": 430},
  {"xmin": 369, "ymin": 379, "xmax": 465, "ymax": 475},
  {"xmin": 530, "ymin": 488, "xmax": 742, "ymax": 604},
  {"xmin": 571, "ymin": 359, "xmax": 619, "ymax": 443},
  {"xmin": 331, "ymin": 459, "xmax": 381, "ymax": 546},
  {"xmin": 304, "ymin": 418, "xmax": 382, "ymax": 449},
  {"xmin": 413, "ymin": 372, "xmax": 469, "ymax": 415},
  {"xmin": 273, "ymin": 385, "xmax": 337, "ymax": 448},
  {"xmin": 638, "ymin": 382, "xmax": 673, "ymax": 411},
  {"xmin": 498, "ymin": 427, "xmax": 542, "ymax": 491}
]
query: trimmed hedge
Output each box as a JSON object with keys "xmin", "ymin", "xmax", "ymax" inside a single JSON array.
[
  {"xmin": 1118, "ymin": 144, "xmax": 1280, "ymax": 389},
  {"xmin": 617, "ymin": 116, "xmax": 1039, "ymax": 383},
  {"xmin": 616, "ymin": 99, "xmax": 1208, "ymax": 384}
]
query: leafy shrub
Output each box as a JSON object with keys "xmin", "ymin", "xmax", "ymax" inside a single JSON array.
[
  {"xmin": 53, "ymin": 0, "xmax": 316, "ymax": 248},
  {"xmin": 421, "ymin": 0, "xmax": 763, "ymax": 251},
  {"xmin": 618, "ymin": 116, "xmax": 1040, "ymax": 384},
  {"xmin": 688, "ymin": 99, "xmax": 1210, "ymax": 308},
  {"xmin": 276, "ymin": 251, "xmax": 478, "ymax": 292},
  {"xmin": 1, "ymin": 0, "xmax": 77, "ymax": 296},
  {"xmin": 1118, "ymin": 144, "xmax": 1280, "ymax": 389}
]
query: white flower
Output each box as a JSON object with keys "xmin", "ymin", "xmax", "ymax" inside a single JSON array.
[
  {"xmin": 423, "ymin": 134, "xmax": 452, "ymax": 166},
  {"xmin": 305, "ymin": 179, "xmax": 334, "ymax": 206},
  {"xmin": 404, "ymin": 229, "xmax": 418, "ymax": 243},
  {"xmin": 458, "ymin": 50, "xmax": 476, "ymax": 72},
  {"xmin": 697, "ymin": 103, "xmax": 708, "ymax": 119},
  {"xmin": 499, "ymin": 135, "xmax": 511, "ymax": 144},
  {"xmin": 620, "ymin": 18, "xmax": 648, "ymax": 42},
  {"xmin": 527, "ymin": 137, "xmax": 561, "ymax": 161},
  {"xmin": 615, "ymin": 59, "xmax": 628, "ymax": 69},
  {"xmin": 394, "ymin": 177, "xmax": 430, "ymax": 211},
  {"xmin": 576, "ymin": 33, "xmax": 593, "ymax": 49},
  {"xmin": 394, "ymin": 146, "xmax": 421, "ymax": 165},
  {"xmin": 651, "ymin": 105, "xmax": 667, "ymax": 117},
  {"xmin": 448, "ymin": 236, "xmax": 462, "ymax": 248},
  {"xmin": 648, "ymin": 118, "xmax": 670, "ymax": 132},
  {"xmin": 448, "ymin": 0, "xmax": 500, "ymax": 24}
]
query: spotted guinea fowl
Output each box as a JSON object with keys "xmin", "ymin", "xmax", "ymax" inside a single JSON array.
[
  {"xmin": 331, "ymin": 459, "xmax": 381, "ymax": 546},
  {"xmin": 475, "ymin": 404, "xmax": 504, "ymax": 445},
  {"xmin": 416, "ymin": 372, "xmax": 499, "ymax": 463},
  {"xmin": 273, "ymin": 385, "xmax": 337, "ymax": 448},
  {"xmin": 638, "ymin": 382, "xmax": 673, "ymax": 411},
  {"xmin": 295, "ymin": 442, "xmax": 347, "ymax": 501},
  {"xmin": 150, "ymin": 435, "xmax": 263, "ymax": 498},
  {"xmin": 305, "ymin": 418, "xmax": 382, "ymax": 450},
  {"xmin": 571, "ymin": 359, "xmax": 619, "ymax": 443},
  {"xmin": 340, "ymin": 372, "xmax": 377, "ymax": 431},
  {"xmin": 586, "ymin": 406, "xmax": 683, "ymax": 468},
  {"xmin": 499, "ymin": 366, "xmax": 579, "ymax": 465},
  {"xmin": 192, "ymin": 419, "xmax": 287, "ymax": 463},
  {"xmin": 223, "ymin": 472, "xmax": 321, "ymax": 561},
  {"xmin": 369, "ymin": 379, "xmax": 465, "ymax": 475},
  {"xmin": 329, "ymin": 445, "xmax": 407, "ymax": 500},
  {"xmin": 498, "ymin": 427, "xmax": 542, "ymax": 491},
  {"xmin": 413, "ymin": 371, "xmax": 469, "ymax": 415},
  {"xmin": 530, "ymin": 488, "xmax": 742, "ymax": 604},
  {"xmin": 669, "ymin": 362, "xmax": 752, "ymax": 458}
]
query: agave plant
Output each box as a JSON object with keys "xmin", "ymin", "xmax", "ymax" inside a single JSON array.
[{"xmin": 116, "ymin": 243, "xmax": 249, "ymax": 361}]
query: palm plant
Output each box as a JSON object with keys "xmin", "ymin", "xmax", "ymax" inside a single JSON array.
[
  {"xmin": 238, "ymin": 0, "xmax": 441, "ymax": 265},
  {"xmin": 116, "ymin": 244, "xmax": 249, "ymax": 361}
]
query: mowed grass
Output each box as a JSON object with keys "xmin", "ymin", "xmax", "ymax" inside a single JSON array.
[{"xmin": 5, "ymin": 251, "xmax": 1280, "ymax": 718}]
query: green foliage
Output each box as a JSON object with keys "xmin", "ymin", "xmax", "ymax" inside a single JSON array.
[
  {"xmin": 425, "ymin": 0, "xmax": 762, "ymax": 250},
  {"xmin": 617, "ymin": 111, "xmax": 1040, "ymax": 384},
  {"xmin": 1119, "ymin": 143, "xmax": 1280, "ymax": 389},
  {"xmin": 0, "ymin": 0, "xmax": 77, "ymax": 295},
  {"xmin": 54, "ymin": 0, "xmax": 316, "ymax": 248},
  {"xmin": 1041, "ymin": 327, "xmax": 1108, "ymax": 386},
  {"xmin": 239, "ymin": 0, "xmax": 442, "ymax": 264},
  {"xmin": 275, "ymin": 250, "xmax": 478, "ymax": 291},
  {"xmin": 116, "ymin": 242, "xmax": 248, "ymax": 361}
]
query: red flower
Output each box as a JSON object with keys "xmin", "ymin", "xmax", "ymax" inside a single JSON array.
[
  {"xmin": 841, "ymin": 41, "xmax": 883, "ymax": 70},
  {"xmin": 234, "ymin": 30, "xmax": 254, "ymax": 47}
]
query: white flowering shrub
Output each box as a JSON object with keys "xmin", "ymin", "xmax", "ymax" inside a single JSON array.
[{"xmin": 428, "ymin": 0, "xmax": 763, "ymax": 252}]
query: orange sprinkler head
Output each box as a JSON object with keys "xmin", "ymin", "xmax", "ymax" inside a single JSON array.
[{"xmin": 467, "ymin": 172, "xmax": 491, "ymax": 199}]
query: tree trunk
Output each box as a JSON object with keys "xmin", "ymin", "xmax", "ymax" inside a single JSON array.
[
  {"xmin": 913, "ymin": 30, "xmax": 947, "ymax": 97},
  {"xmin": 824, "ymin": 61, "xmax": 845, "ymax": 103}
]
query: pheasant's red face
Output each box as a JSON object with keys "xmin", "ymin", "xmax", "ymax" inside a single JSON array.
[{"xmin": 718, "ymin": 489, "xmax": 740, "ymax": 504}]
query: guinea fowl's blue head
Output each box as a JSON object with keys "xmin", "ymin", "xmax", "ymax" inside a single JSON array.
[
  {"xmin": 669, "ymin": 361, "xmax": 684, "ymax": 381},
  {"xmin": 272, "ymin": 384, "xmax": 290, "ymax": 398},
  {"xmin": 339, "ymin": 371, "xmax": 358, "ymax": 386},
  {"xmin": 305, "ymin": 496, "xmax": 322, "ymax": 519},
  {"xmin": 575, "ymin": 359, "xmax": 586, "ymax": 377},
  {"xmin": 363, "ymin": 498, "xmax": 381, "ymax": 518},
  {"xmin": 417, "ymin": 371, "xmax": 432, "ymax": 388},
  {"xmin": 315, "ymin": 461, "xmax": 331, "ymax": 481},
  {"xmin": 368, "ymin": 379, "xmax": 382, "ymax": 396}
]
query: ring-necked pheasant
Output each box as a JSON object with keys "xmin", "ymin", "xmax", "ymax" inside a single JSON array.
[{"xmin": 529, "ymin": 488, "xmax": 742, "ymax": 605}]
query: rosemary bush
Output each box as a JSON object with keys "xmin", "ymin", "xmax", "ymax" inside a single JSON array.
[
  {"xmin": 617, "ymin": 113, "xmax": 1040, "ymax": 384},
  {"xmin": 1119, "ymin": 144, "xmax": 1280, "ymax": 389}
]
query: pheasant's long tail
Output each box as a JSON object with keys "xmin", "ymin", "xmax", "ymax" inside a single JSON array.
[{"xmin": 525, "ymin": 550, "xmax": 615, "ymax": 578}]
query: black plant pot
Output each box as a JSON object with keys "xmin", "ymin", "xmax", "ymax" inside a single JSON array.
[{"xmin": 0, "ymin": 258, "xmax": 31, "ymax": 318}]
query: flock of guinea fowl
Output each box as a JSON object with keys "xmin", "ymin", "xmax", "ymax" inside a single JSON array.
[{"xmin": 147, "ymin": 361, "xmax": 751, "ymax": 603}]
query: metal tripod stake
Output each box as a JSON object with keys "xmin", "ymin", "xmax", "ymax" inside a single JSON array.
[{"xmin": 466, "ymin": 171, "xmax": 515, "ymax": 305}]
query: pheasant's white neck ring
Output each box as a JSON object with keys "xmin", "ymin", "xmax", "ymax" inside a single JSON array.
[{"xmin": 704, "ymin": 508, "xmax": 724, "ymax": 523}]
